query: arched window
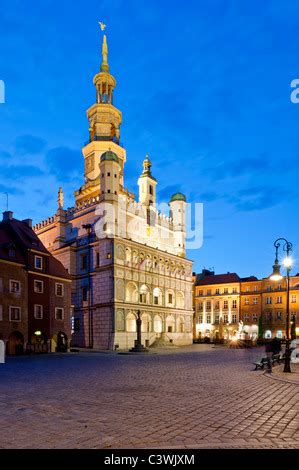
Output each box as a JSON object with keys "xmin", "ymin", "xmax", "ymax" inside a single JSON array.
[
  {"xmin": 126, "ymin": 312, "xmax": 137, "ymax": 332},
  {"xmin": 176, "ymin": 291, "xmax": 185, "ymax": 309},
  {"xmin": 141, "ymin": 313, "xmax": 152, "ymax": 333},
  {"xmin": 177, "ymin": 316, "xmax": 185, "ymax": 333},
  {"xmin": 126, "ymin": 282, "xmax": 138, "ymax": 303},
  {"xmin": 166, "ymin": 315, "xmax": 175, "ymax": 333},
  {"xmin": 153, "ymin": 287, "xmax": 163, "ymax": 306},
  {"xmin": 154, "ymin": 315, "xmax": 163, "ymax": 333},
  {"xmin": 139, "ymin": 284, "xmax": 150, "ymax": 304}
]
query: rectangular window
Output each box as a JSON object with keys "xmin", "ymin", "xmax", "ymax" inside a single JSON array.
[
  {"xmin": 215, "ymin": 288, "xmax": 220, "ymax": 295},
  {"xmin": 96, "ymin": 252, "xmax": 100, "ymax": 267},
  {"xmin": 149, "ymin": 185, "xmax": 153, "ymax": 195},
  {"xmin": 232, "ymin": 314, "xmax": 237, "ymax": 323},
  {"xmin": 266, "ymin": 297, "xmax": 272, "ymax": 305},
  {"xmin": 291, "ymin": 295, "xmax": 296, "ymax": 303},
  {"xmin": 207, "ymin": 289, "xmax": 211, "ymax": 295},
  {"xmin": 55, "ymin": 283, "xmax": 64, "ymax": 297},
  {"xmin": 276, "ymin": 296, "xmax": 282, "ymax": 304},
  {"xmin": 168, "ymin": 293, "xmax": 173, "ymax": 304},
  {"xmin": 198, "ymin": 290, "xmax": 203, "ymax": 296},
  {"xmin": 215, "ymin": 315, "xmax": 219, "ymax": 324},
  {"xmin": 55, "ymin": 308, "xmax": 64, "ymax": 320},
  {"xmin": 34, "ymin": 280, "xmax": 43, "ymax": 293},
  {"xmin": 197, "ymin": 302, "xmax": 203, "ymax": 312},
  {"xmin": 35, "ymin": 256, "xmax": 43, "ymax": 270},
  {"xmin": 206, "ymin": 301, "xmax": 211, "ymax": 311},
  {"xmin": 253, "ymin": 297, "xmax": 258, "ymax": 305},
  {"xmin": 224, "ymin": 288, "xmax": 228, "ymax": 294},
  {"xmin": 246, "ymin": 287, "xmax": 249, "ymax": 292},
  {"xmin": 10, "ymin": 280, "xmax": 21, "ymax": 293},
  {"xmin": 206, "ymin": 314, "xmax": 211, "ymax": 324},
  {"xmin": 0, "ymin": 305, "xmax": 3, "ymax": 321},
  {"xmin": 81, "ymin": 254, "xmax": 88, "ymax": 270},
  {"xmin": 253, "ymin": 314, "xmax": 258, "ymax": 322},
  {"xmin": 254, "ymin": 286, "xmax": 258, "ymax": 292},
  {"xmin": 266, "ymin": 286, "xmax": 272, "ymax": 292},
  {"xmin": 34, "ymin": 304, "xmax": 43, "ymax": 320},
  {"xmin": 278, "ymin": 284, "xmax": 282, "ymax": 291},
  {"xmin": 276, "ymin": 311, "xmax": 282, "ymax": 320},
  {"xmin": 214, "ymin": 301, "xmax": 220, "ymax": 310},
  {"xmin": 223, "ymin": 300, "xmax": 228, "ymax": 309},
  {"xmin": 9, "ymin": 306, "xmax": 21, "ymax": 322},
  {"xmin": 245, "ymin": 298, "xmax": 250, "ymax": 305},
  {"xmin": 74, "ymin": 318, "xmax": 80, "ymax": 332},
  {"xmin": 232, "ymin": 288, "xmax": 237, "ymax": 294},
  {"xmin": 198, "ymin": 314, "xmax": 203, "ymax": 323},
  {"xmin": 82, "ymin": 287, "xmax": 88, "ymax": 302},
  {"xmin": 223, "ymin": 314, "xmax": 229, "ymax": 323},
  {"xmin": 244, "ymin": 314, "xmax": 249, "ymax": 322},
  {"xmin": 266, "ymin": 312, "xmax": 272, "ymax": 320},
  {"xmin": 232, "ymin": 300, "xmax": 237, "ymax": 309}
]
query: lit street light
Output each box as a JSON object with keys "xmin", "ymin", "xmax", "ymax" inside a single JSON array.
[{"xmin": 269, "ymin": 238, "xmax": 293, "ymax": 373}]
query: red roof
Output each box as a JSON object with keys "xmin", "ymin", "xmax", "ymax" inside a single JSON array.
[
  {"xmin": 195, "ymin": 273, "xmax": 241, "ymax": 286},
  {"xmin": 0, "ymin": 218, "xmax": 70, "ymax": 280}
]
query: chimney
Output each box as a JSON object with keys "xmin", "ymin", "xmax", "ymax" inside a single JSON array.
[
  {"xmin": 3, "ymin": 211, "xmax": 13, "ymax": 221},
  {"xmin": 22, "ymin": 219, "xmax": 33, "ymax": 229}
]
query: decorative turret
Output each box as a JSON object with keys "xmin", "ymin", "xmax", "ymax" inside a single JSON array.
[
  {"xmin": 138, "ymin": 155, "xmax": 157, "ymax": 206},
  {"xmin": 169, "ymin": 192, "xmax": 187, "ymax": 257},
  {"xmin": 99, "ymin": 150, "xmax": 120, "ymax": 199}
]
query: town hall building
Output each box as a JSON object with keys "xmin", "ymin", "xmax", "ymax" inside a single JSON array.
[{"xmin": 33, "ymin": 27, "xmax": 193, "ymax": 350}]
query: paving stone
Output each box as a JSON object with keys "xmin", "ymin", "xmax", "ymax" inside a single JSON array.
[{"xmin": 0, "ymin": 346, "xmax": 298, "ymax": 449}]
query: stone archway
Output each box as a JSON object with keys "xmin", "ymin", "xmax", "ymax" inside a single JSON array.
[{"xmin": 7, "ymin": 331, "xmax": 24, "ymax": 355}]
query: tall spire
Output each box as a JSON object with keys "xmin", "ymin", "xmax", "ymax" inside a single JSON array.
[
  {"xmin": 142, "ymin": 155, "xmax": 153, "ymax": 177},
  {"xmin": 99, "ymin": 21, "xmax": 109, "ymax": 73}
]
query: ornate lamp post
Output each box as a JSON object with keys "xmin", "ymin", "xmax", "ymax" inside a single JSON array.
[{"xmin": 269, "ymin": 238, "xmax": 293, "ymax": 373}]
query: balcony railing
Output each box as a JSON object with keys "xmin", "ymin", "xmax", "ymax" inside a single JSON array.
[{"xmin": 84, "ymin": 135, "xmax": 124, "ymax": 147}]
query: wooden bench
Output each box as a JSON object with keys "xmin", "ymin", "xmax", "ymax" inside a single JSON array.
[{"xmin": 253, "ymin": 357, "xmax": 269, "ymax": 370}]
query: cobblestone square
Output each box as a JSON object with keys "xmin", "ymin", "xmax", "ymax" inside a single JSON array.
[{"xmin": 0, "ymin": 345, "xmax": 298, "ymax": 449}]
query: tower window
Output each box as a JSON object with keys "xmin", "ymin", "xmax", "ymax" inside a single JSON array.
[
  {"xmin": 108, "ymin": 190, "xmax": 111, "ymax": 193},
  {"xmin": 102, "ymin": 173, "xmax": 104, "ymax": 178},
  {"xmin": 114, "ymin": 174, "xmax": 117, "ymax": 178},
  {"xmin": 149, "ymin": 185, "xmax": 153, "ymax": 195},
  {"xmin": 107, "ymin": 172, "xmax": 110, "ymax": 177}
]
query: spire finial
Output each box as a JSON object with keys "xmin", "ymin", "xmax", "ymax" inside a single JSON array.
[
  {"xmin": 142, "ymin": 154, "xmax": 152, "ymax": 175},
  {"xmin": 58, "ymin": 187, "xmax": 64, "ymax": 209},
  {"xmin": 99, "ymin": 21, "xmax": 109, "ymax": 73}
]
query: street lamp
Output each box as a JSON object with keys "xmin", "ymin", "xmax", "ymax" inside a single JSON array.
[{"xmin": 269, "ymin": 238, "xmax": 293, "ymax": 373}]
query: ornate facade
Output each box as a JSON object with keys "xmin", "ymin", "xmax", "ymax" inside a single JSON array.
[{"xmin": 34, "ymin": 28, "xmax": 193, "ymax": 350}]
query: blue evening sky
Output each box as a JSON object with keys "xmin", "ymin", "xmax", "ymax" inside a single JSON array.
[{"xmin": 0, "ymin": 0, "xmax": 298, "ymax": 278}]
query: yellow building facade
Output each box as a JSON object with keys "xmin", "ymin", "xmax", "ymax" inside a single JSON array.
[{"xmin": 194, "ymin": 270, "xmax": 299, "ymax": 340}]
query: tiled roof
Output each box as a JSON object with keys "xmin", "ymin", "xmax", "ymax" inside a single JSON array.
[
  {"xmin": 195, "ymin": 273, "xmax": 241, "ymax": 286},
  {"xmin": 240, "ymin": 276, "xmax": 259, "ymax": 282},
  {"xmin": 0, "ymin": 218, "xmax": 70, "ymax": 280}
]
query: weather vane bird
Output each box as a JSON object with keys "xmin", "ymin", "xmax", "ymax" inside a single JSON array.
[{"xmin": 99, "ymin": 21, "xmax": 106, "ymax": 31}]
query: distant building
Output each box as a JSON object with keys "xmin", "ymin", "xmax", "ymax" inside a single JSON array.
[
  {"xmin": 0, "ymin": 211, "xmax": 72, "ymax": 354},
  {"xmin": 194, "ymin": 269, "xmax": 299, "ymax": 340},
  {"xmin": 194, "ymin": 270, "xmax": 243, "ymax": 341},
  {"xmin": 33, "ymin": 29, "xmax": 193, "ymax": 350}
]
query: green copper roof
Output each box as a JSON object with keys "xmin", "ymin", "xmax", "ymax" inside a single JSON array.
[
  {"xmin": 100, "ymin": 150, "xmax": 119, "ymax": 164},
  {"xmin": 170, "ymin": 192, "xmax": 187, "ymax": 202}
]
